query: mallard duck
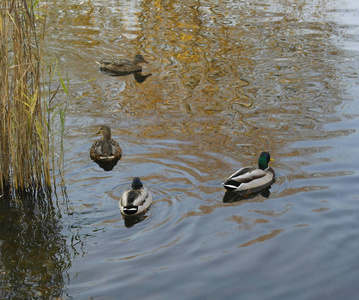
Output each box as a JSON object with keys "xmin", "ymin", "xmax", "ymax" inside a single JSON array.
[
  {"xmin": 119, "ymin": 177, "xmax": 153, "ymax": 216},
  {"xmin": 97, "ymin": 54, "xmax": 148, "ymax": 74},
  {"xmin": 222, "ymin": 152, "xmax": 275, "ymax": 192},
  {"xmin": 90, "ymin": 125, "xmax": 122, "ymax": 162}
]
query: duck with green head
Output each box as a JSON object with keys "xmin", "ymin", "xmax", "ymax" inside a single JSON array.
[
  {"xmin": 222, "ymin": 152, "xmax": 275, "ymax": 193},
  {"xmin": 97, "ymin": 54, "xmax": 148, "ymax": 74},
  {"xmin": 119, "ymin": 177, "xmax": 153, "ymax": 216}
]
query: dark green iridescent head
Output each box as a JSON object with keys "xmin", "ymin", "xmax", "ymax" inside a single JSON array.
[
  {"xmin": 131, "ymin": 177, "xmax": 143, "ymax": 189},
  {"xmin": 258, "ymin": 152, "xmax": 273, "ymax": 170}
]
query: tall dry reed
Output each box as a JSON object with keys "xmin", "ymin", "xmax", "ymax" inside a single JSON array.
[{"xmin": 0, "ymin": 0, "xmax": 51, "ymax": 195}]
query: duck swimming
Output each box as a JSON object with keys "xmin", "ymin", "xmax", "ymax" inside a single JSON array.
[
  {"xmin": 119, "ymin": 177, "xmax": 153, "ymax": 216},
  {"xmin": 97, "ymin": 54, "xmax": 148, "ymax": 74},
  {"xmin": 90, "ymin": 125, "xmax": 122, "ymax": 163},
  {"xmin": 222, "ymin": 152, "xmax": 275, "ymax": 193}
]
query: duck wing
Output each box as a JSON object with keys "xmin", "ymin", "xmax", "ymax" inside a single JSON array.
[
  {"xmin": 120, "ymin": 188, "xmax": 152, "ymax": 215},
  {"xmin": 223, "ymin": 167, "xmax": 269, "ymax": 192},
  {"xmin": 90, "ymin": 140, "xmax": 105, "ymax": 159},
  {"xmin": 99, "ymin": 58, "xmax": 132, "ymax": 67},
  {"xmin": 226, "ymin": 167, "xmax": 263, "ymax": 182},
  {"xmin": 110, "ymin": 139, "xmax": 122, "ymax": 159}
]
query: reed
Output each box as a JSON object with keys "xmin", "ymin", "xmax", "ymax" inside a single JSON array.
[{"xmin": 0, "ymin": 0, "xmax": 52, "ymax": 195}]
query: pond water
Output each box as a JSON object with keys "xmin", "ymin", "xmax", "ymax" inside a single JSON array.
[{"xmin": 1, "ymin": 0, "xmax": 359, "ymax": 298}]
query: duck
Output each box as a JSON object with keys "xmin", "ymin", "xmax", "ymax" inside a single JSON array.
[
  {"xmin": 97, "ymin": 54, "xmax": 148, "ymax": 74},
  {"xmin": 222, "ymin": 151, "xmax": 275, "ymax": 193},
  {"xmin": 90, "ymin": 125, "xmax": 122, "ymax": 162},
  {"xmin": 119, "ymin": 177, "xmax": 153, "ymax": 216}
]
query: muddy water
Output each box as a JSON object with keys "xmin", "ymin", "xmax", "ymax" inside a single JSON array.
[{"xmin": 2, "ymin": 0, "xmax": 359, "ymax": 299}]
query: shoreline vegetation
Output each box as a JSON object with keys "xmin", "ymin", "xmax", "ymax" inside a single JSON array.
[{"xmin": 0, "ymin": 0, "xmax": 62, "ymax": 197}]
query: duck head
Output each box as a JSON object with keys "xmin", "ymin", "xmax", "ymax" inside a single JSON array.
[
  {"xmin": 133, "ymin": 54, "xmax": 148, "ymax": 65},
  {"xmin": 258, "ymin": 151, "xmax": 274, "ymax": 170},
  {"xmin": 131, "ymin": 177, "xmax": 143, "ymax": 189},
  {"xmin": 97, "ymin": 125, "xmax": 112, "ymax": 141}
]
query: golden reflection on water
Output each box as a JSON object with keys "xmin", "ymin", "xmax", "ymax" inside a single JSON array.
[
  {"xmin": 42, "ymin": 0, "xmax": 354, "ymax": 226},
  {"xmin": 45, "ymin": 0, "xmax": 352, "ymax": 190},
  {"xmin": 239, "ymin": 229, "xmax": 284, "ymax": 248}
]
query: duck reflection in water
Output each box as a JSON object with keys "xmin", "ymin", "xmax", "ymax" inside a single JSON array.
[
  {"xmin": 90, "ymin": 125, "xmax": 122, "ymax": 171},
  {"xmin": 100, "ymin": 70, "xmax": 152, "ymax": 83},
  {"xmin": 223, "ymin": 184, "xmax": 273, "ymax": 203},
  {"xmin": 92, "ymin": 159, "xmax": 119, "ymax": 171},
  {"xmin": 123, "ymin": 213, "xmax": 149, "ymax": 228},
  {"xmin": 133, "ymin": 71, "xmax": 152, "ymax": 83}
]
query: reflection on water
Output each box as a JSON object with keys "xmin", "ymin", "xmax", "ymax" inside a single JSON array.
[
  {"xmin": 91, "ymin": 159, "xmax": 119, "ymax": 171},
  {"xmin": 123, "ymin": 213, "xmax": 149, "ymax": 228},
  {"xmin": 46, "ymin": 0, "xmax": 352, "ymax": 151},
  {"xmin": 0, "ymin": 192, "xmax": 70, "ymax": 299},
  {"xmin": 12, "ymin": 0, "xmax": 359, "ymax": 298},
  {"xmin": 133, "ymin": 71, "xmax": 152, "ymax": 83},
  {"xmin": 222, "ymin": 185, "xmax": 273, "ymax": 203},
  {"xmin": 99, "ymin": 70, "xmax": 152, "ymax": 83}
]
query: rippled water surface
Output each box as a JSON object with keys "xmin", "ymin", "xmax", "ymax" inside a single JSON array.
[{"xmin": 3, "ymin": 0, "xmax": 359, "ymax": 299}]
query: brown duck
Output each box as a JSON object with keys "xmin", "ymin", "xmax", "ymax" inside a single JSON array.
[
  {"xmin": 97, "ymin": 54, "xmax": 148, "ymax": 74},
  {"xmin": 90, "ymin": 125, "xmax": 122, "ymax": 163}
]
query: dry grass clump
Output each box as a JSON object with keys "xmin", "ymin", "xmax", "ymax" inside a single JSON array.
[{"xmin": 0, "ymin": 0, "xmax": 52, "ymax": 195}]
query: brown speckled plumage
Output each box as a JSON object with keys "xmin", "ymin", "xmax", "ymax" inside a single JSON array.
[
  {"xmin": 97, "ymin": 54, "xmax": 148, "ymax": 74},
  {"xmin": 90, "ymin": 125, "xmax": 122, "ymax": 162}
]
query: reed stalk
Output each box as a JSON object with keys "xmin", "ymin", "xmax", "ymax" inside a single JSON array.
[{"xmin": 0, "ymin": 0, "xmax": 52, "ymax": 195}]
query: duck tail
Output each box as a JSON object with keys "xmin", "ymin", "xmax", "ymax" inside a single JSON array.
[
  {"xmin": 222, "ymin": 180, "xmax": 241, "ymax": 192},
  {"xmin": 222, "ymin": 184, "xmax": 238, "ymax": 192},
  {"xmin": 123, "ymin": 205, "xmax": 139, "ymax": 215}
]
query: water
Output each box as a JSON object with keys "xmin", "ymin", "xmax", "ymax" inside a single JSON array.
[{"xmin": 2, "ymin": 0, "xmax": 359, "ymax": 298}]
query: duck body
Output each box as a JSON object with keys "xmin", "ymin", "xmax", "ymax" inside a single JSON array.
[
  {"xmin": 223, "ymin": 152, "xmax": 275, "ymax": 193},
  {"xmin": 97, "ymin": 54, "xmax": 148, "ymax": 74},
  {"xmin": 120, "ymin": 177, "xmax": 153, "ymax": 216},
  {"xmin": 90, "ymin": 125, "xmax": 122, "ymax": 162}
]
